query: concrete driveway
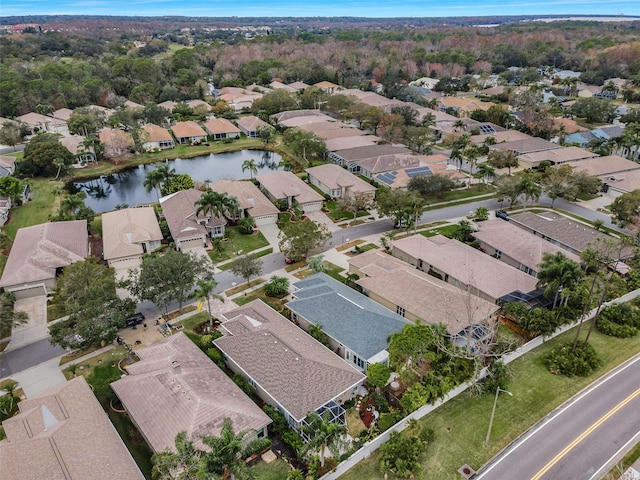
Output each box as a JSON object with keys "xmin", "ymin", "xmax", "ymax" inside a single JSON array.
[
  {"xmin": 258, "ymin": 223, "xmax": 282, "ymax": 252},
  {"xmin": 6, "ymin": 296, "xmax": 49, "ymax": 351},
  {"xmin": 306, "ymin": 210, "xmax": 342, "ymax": 233}
]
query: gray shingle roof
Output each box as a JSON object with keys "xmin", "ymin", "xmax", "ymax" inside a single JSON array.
[{"xmin": 287, "ymin": 273, "xmax": 411, "ymax": 360}]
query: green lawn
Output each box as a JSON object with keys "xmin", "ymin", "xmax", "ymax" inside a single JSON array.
[
  {"xmin": 325, "ymin": 200, "xmax": 370, "ymax": 222},
  {"xmin": 421, "ymin": 224, "xmax": 459, "ymax": 238},
  {"xmin": 426, "ymin": 184, "xmax": 494, "ymax": 204},
  {"xmin": 208, "ymin": 227, "xmax": 270, "ymax": 263},
  {"xmin": 251, "ymin": 459, "xmax": 293, "ymax": 480},
  {"xmin": 340, "ymin": 328, "xmax": 640, "ymax": 480},
  {"xmin": 175, "ymin": 311, "xmax": 211, "ymax": 345},
  {"xmin": 233, "ymin": 286, "xmax": 287, "ymax": 313},
  {"xmin": 218, "ymin": 247, "xmax": 273, "ymax": 271},
  {"xmin": 3, "ymin": 178, "xmax": 62, "ymax": 240}
]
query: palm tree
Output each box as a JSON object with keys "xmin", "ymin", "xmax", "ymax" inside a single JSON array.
[
  {"xmin": 453, "ymin": 119, "xmax": 465, "ymax": 132},
  {"xmin": 193, "ymin": 279, "xmax": 222, "ymax": 329},
  {"xmin": 60, "ymin": 192, "xmax": 87, "ymax": 219},
  {"xmin": 151, "ymin": 431, "xmax": 203, "ymax": 480},
  {"xmin": 517, "ymin": 174, "xmax": 542, "ymax": 210},
  {"xmin": 155, "ymin": 163, "xmax": 176, "ymax": 187},
  {"xmin": 200, "ymin": 418, "xmax": 254, "ymax": 480},
  {"xmin": 194, "ymin": 190, "xmax": 226, "ymax": 221},
  {"xmin": 53, "ymin": 158, "xmax": 66, "ymax": 180},
  {"xmin": 144, "ymin": 168, "xmax": 164, "ymax": 203},
  {"xmin": 477, "ymin": 163, "xmax": 496, "ymax": 184},
  {"xmin": 450, "ymin": 148, "xmax": 463, "ymax": 171},
  {"xmin": 464, "ymin": 145, "xmax": 481, "ymax": 188},
  {"xmin": 300, "ymin": 411, "xmax": 347, "ymax": 468},
  {"xmin": 536, "ymin": 252, "xmax": 584, "ymax": 308},
  {"xmin": 241, "ymin": 158, "xmax": 258, "ymax": 180}
]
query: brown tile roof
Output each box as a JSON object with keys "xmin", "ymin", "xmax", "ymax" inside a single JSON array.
[
  {"xmin": 392, "ymin": 234, "xmax": 538, "ymax": 301},
  {"xmin": 349, "ymin": 250, "xmax": 498, "ymax": 335},
  {"xmin": 280, "ymin": 114, "xmax": 337, "ymax": 128},
  {"xmin": 157, "ymin": 100, "xmax": 177, "ymax": 111},
  {"xmin": 287, "ymin": 81, "xmax": 310, "ymax": 91},
  {"xmin": 473, "ymin": 220, "xmax": 581, "ymax": 270},
  {"xmin": 236, "ymin": 115, "xmax": 269, "ymax": 132},
  {"xmin": 0, "ymin": 220, "xmax": 87, "ymax": 288},
  {"xmin": 102, "ymin": 207, "xmax": 163, "ymax": 261},
  {"xmin": 140, "ymin": 124, "xmax": 173, "ymax": 143},
  {"xmin": 257, "ymin": 171, "xmax": 324, "ymax": 205},
  {"xmin": 0, "ymin": 155, "xmax": 16, "ymax": 170},
  {"xmin": 16, "ymin": 112, "xmax": 66, "ymax": 128},
  {"xmin": 440, "ymin": 97, "xmax": 495, "ymax": 112},
  {"xmin": 98, "ymin": 128, "xmax": 134, "ymax": 148},
  {"xmin": 510, "ymin": 212, "xmax": 632, "ymax": 258},
  {"xmin": 490, "ymin": 137, "xmax": 562, "ymax": 155},
  {"xmin": 211, "ymin": 180, "xmax": 279, "ymax": 218},
  {"xmin": 356, "ymin": 153, "xmax": 421, "ymax": 174},
  {"xmin": 564, "ymin": 155, "xmax": 640, "ymax": 177},
  {"xmin": 203, "ymin": 118, "xmax": 241, "ymax": 135},
  {"xmin": 297, "ymin": 121, "xmax": 365, "ymax": 141},
  {"xmin": 171, "ymin": 121, "xmax": 207, "ymax": 139},
  {"xmin": 470, "ymin": 130, "xmax": 532, "ymax": 145},
  {"xmin": 325, "ymin": 135, "xmax": 380, "ymax": 152},
  {"xmin": 215, "ymin": 300, "xmax": 365, "ymax": 421},
  {"xmin": 601, "ymin": 169, "xmax": 640, "ymax": 194},
  {"xmin": 59, "ymin": 135, "xmax": 88, "ymax": 155},
  {"xmin": 112, "ymin": 332, "xmax": 271, "ymax": 453},
  {"xmin": 159, "ymin": 189, "xmax": 225, "ymax": 242},
  {"xmin": 272, "ymin": 109, "xmax": 331, "ymax": 124},
  {"xmin": 305, "ymin": 164, "xmax": 377, "ymax": 195},
  {"xmin": 518, "ymin": 146, "xmax": 598, "ymax": 166},
  {"xmin": 0, "ymin": 377, "xmax": 143, "ymax": 479},
  {"xmin": 332, "ymin": 144, "xmax": 412, "ymax": 160},
  {"xmin": 553, "ymin": 117, "xmax": 588, "ymax": 134},
  {"xmin": 314, "ymin": 81, "xmax": 341, "ymax": 90},
  {"xmin": 374, "ymin": 162, "xmax": 463, "ymax": 189},
  {"xmin": 51, "ymin": 108, "xmax": 73, "ymax": 121}
]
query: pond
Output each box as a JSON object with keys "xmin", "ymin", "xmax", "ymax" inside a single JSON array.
[{"xmin": 70, "ymin": 149, "xmax": 283, "ymax": 213}]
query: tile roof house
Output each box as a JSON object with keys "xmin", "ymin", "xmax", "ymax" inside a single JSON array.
[
  {"xmin": 510, "ymin": 212, "xmax": 633, "ymax": 260},
  {"xmin": 314, "ymin": 81, "xmax": 342, "ymax": 93},
  {"xmin": 305, "ymin": 163, "xmax": 376, "ymax": 200},
  {"xmin": 203, "ymin": 118, "xmax": 241, "ymax": 140},
  {"xmin": 171, "ymin": 121, "xmax": 208, "ymax": 145},
  {"xmin": 348, "ymin": 250, "xmax": 499, "ymax": 344},
  {"xmin": 391, "ymin": 234, "xmax": 539, "ymax": 304},
  {"xmin": 236, "ymin": 115, "xmax": 269, "ymax": 137},
  {"xmin": 287, "ymin": 273, "xmax": 412, "ymax": 371},
  {"xmin": 490, "ymin": 137, "xmax": 562, "ymax": 155},
  {"xmin": 269, "ymin": 80, "xmax": 298, "ymax": 93},
  {"xmin": 287, "ymin": 81, "xmax": 310, "ymax": 91},
  {"xmin": 140, "ymin": 124, "xmax": 175, "ymax": 151},
  {"xmin": 59, "ymin": 135, "xmax": 96, "ymax": 166},
  {"xmin": 328, "ymin": 144, "xmax": 412, "ymax": 167},
  {"xmin": 215, "ymin": 300, "xmax": 365, "ymax": 435},
  {"xmin": 373, "ymin": 158, "xmax": 464, "ymax": 189},
  {"xmin": 16, "ymin": 112, "xmax": 68, "ymax": 135},
  {"xmin": 473, "ymin": 219, "xmax": 581, "ymax": 277},
  {"xmin": 600, "ymin": 169, "xmax": 640, "ymax": 198},
  {"xmin": 564, "ymin": 155, "xmax": 640, "ymax": 178},
  {"xmin": 112, "ymin": 332, "xmax": 271, "ymax": 453},
  {"xmin": 51, "ymin": 108, "xmax": 74, "ymax": 122},
  {"xmin": 256, "ymin": 171, "xmax": 324, "ymax": 212},
  {"xmin": 99, "ymin": 128, "xmax": 134, "ymax": 161},
  {"xmin": 102, "ymin": 207, "xmax": 163, "ymax": 269},
  {"xmin": 439, "ymin": 97, "xmax": 496, "ymax": 117},
  {"xmin": 517, "ymin": 146, "xmax": 598, "ymax": 168},
  {"xmin": 355, "ymin": 153, "xmax": 423, "ymax": 179},
  {"xmin": 296, "ymin": 121, "xmax": 365, "ymax": 141},
  {"xmin": 0, "ymin": 197, "xmax": 11, "ymax": 226},
  {"xmin": 0, "ymin": 220, "xmax": 87, "ymax": 299},
  {"xmin": 159, "ymin": 188, "xmax": 226, "ymax": 250},
  {"xmin": 0, "ymin": 376, "xmax": 144, "ymax": 480},
  {"xmin": 324, "ymin": 135, "xmax": 380, "ymax": 153},
  {"xmin": 211, "ymin": 180, "xmax": 279, "ymax": 226},
  {"xmin": 272, "ymin": 109, "xmax": 334, "ymax": 127},
  {"xmin": 0, "ymin": 155, "xmax": 16, "ymax": 177}
]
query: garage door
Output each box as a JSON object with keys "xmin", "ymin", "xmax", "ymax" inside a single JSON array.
[
  {"xmin": 12, "ymin": 285, "xmax": 46, "ymax": 300},
  {"xmin": 179, "ymin": 237, "xmax": 205, "ymax": 250},
  {"xmin": 254, "ymin": 214, "xmax": 277, "ymax": 226}
]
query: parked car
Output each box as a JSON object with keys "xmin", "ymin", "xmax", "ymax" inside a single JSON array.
[
  {"xmin": 124, "ymin": 312, "xmax": 145, "ymax": 328},
  {"xmin": 495, "ymin": 210, "xmax": 510, "ymax": 221}
]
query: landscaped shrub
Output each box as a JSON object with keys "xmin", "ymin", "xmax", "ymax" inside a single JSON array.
[
  {"xmin": 264, "ymin": 275, "xmax": 290, "ymax": 297},
  {"xmin": 377, "ymin": 412, "xmax": 399, "ymax": 432},
  {"xmin": 479, "ymin": 360, "xmax": 510, "ymax": 395},
  {"xmin": 544, "ymin": 342, "xmax": 601, "ymax": 377},
  {"xmin": 242, "ymin": 437, "xmax": 272, "ymax": 457},
  {"xmin": 206, "ymin": 348, "xmax": 225, "ymax": 369},
  {"xmin": 596, "ymin": 303, "xmax": 640, "ymax": 338},
  {"xmin": 231, "ymin": 373, "xmax": 253, "ymax": 396}
]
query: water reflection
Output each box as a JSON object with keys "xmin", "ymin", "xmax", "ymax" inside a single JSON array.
[{"xmin": 71, "ymin": 149, "xmax": 283, "ymax": 213}]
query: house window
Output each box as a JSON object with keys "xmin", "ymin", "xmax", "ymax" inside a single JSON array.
[
  {"xmin": 291, "ymin": 312, "xmax": 297, "ymax": 322},
  {"xmin": 213, "ymin": 226, "xmax": 223, "ymax": 236},
  {"xmin": 396, "ymin": 306, "xmax": 405, "ymax": 317},
  {"xmin": 247, "ymin": 377, "xmax": 256, "ymax": 389},
  {"xmin": 494, "ymin": 250, "xmax": 502, "ymax": 259},
  {"xmin": 257, "ymin": 428, "xmax": 265, "ymax": 438}
]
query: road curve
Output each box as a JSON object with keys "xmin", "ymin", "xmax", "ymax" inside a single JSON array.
[{"xmin": 476, "ymin": 353, "xmax": 640, "ymax": 480}]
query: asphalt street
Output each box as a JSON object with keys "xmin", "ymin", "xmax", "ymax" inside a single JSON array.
[
  {"xmin": 0, "ymin": 338, "xmax": 66, "ymax": 378},
  {"xmin": 476, "ymin": 353, "xmax": 640, "ymax": 480}
]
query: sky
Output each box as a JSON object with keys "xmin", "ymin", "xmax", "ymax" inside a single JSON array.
[{"xmin": 2, "ymin": 0, "xmax": 640, "ymax": 18}]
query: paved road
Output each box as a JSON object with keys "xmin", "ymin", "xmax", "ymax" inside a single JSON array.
[
  {"xmin": 476, "ymin": 353, "xmax": 640, "ymax": 480},
  {"xmin": 0, "ymin": 338, "xmax": 66, "ymax": 378}
]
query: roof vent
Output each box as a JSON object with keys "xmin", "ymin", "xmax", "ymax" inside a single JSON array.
[{"xmin": 171, "ymin": 360, "xmax": 180, "ymax": 369}]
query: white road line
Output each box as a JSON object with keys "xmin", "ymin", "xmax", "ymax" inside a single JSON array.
[
  {"xmin": 587, "ymin": 429, "xmax": 640, "ymax": 480},
  {"xmin": 476, "ymin": 353, "xmax": 640, "ymax": 478}
]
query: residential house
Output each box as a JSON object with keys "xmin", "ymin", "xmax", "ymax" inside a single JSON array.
[
  {"xmin": 0, "ymin": 197, "xmax": 10, "ymax": 226},
  {"xmin": 0, "ymin": 377, "xmax": 143, "ymax": 480},
  {"xmin": 256, "ymin": 171, "xmax": 324, "ymax": 212},
  {"xmin": 275, "ymin": 111, "xmax": 335, "ymax": 129},
  {"xmin": 337, "ymin": 89, "xmax": 404, "ymax": 110},
  {"xmin": 124, "ymin": 100, "xmax": 144, "ymax": 110},
  {"xmin": 50, "ymin": 108, "xmax": 73, "ymax": 122},
  {"xmin": 438, "ymin": 97, "xmax": 496, "ymax": 117},
  {"xmin": 112, "ymin": 332, "xmax": 271, "ymax": 453},
  {"xmin": 324, "ymin": 135, "xmax": 380, "ymax": 153},
  {"xmin": 348, "ymin": 250, "xmax": 499, "ymax": 347},
  {"xmin": 0, "ymin": 155, "xmax": 16, "ymax": 177},
  {"xmin": 102, "ymin": 207, "xmax": 163, "ymax": 270},
  {"xmin": 473, "ymin": 219, "xmax": 581, "ymax": 277},
  {"xmin": 59, "ymin": 135, "xmax": 96, "ymax": 166},
  {"xmin": 328, "ymin": 144, "xmax": 412, "ymax": 168},
  {"xmin": 489, "ymin": 137, "xmax": 562, "ymax": 156},
  {"xmin": 564, "ymin": 130, "xmax": 598, "ymax": 148},
  {"xmin": 269, "ymin": 80, "xmax": 298, "ymax": 93},
  {"xmin": 140, "ymin": 124, "xmax": 175, "ymax": 151},
  {"xmin": 287, "ymin": 273, "xmax": 411, "ymax": 371},
  {"xmin": 203, "ymin": 118, "xmax": 241, "ymax": 140},
  {"xmin": 98, "ymin": 128, "xmax": 134, "ymax": 161},
  {"xmin": 159, "ymin": 188, "xmax": 226, "ymax": 250},
  {"xmin": 469, "ymin": 130, "xmax": 533, "ymax": 146},
  {"xmin": 185, "ymin": 99, "xmax": 211, "ymax": 111},
  {"xmin": 296, "ymin": 121, "xmax": 365, "ymax": 142},
  {"xmin": 391, "ymin": 234, "xmax": 539, "ymax": 304},
  {"xmin": 171, "ymin": 121, "xmax": 207, "ymax": 145},
  {"xmin": 373, "ymin": 158, "xmax": 464, "ymax": 189},
  {"xmin": 510, "ymin": 212, "xmax": 633, "ymax": 260},
  {"xmin": 16, "ymin": 112, "xmax": 68, "ymax": 136},
  {"xmin": 592, "ymin": 125, "xmax": 625, "ymax": 141},
  {"xmin": 599, "ymin": 169, "xmax": 640, "ymax": 198},
  {"xmin": 157, "ymin": 100, "xmax": 177, "ymax": 111},
  {"xmin": 355, "ymin": 153, "xmax": 423, "ymax": 179},
  {"xmin": 215, "ymin": 299, "xmax": 366, "ymax": 435},
  {"xmin": 287, "ymin": 81, "xmax": 310, "ymax": 92},
  {"xmin": 314, "ymin": 81, "xmax": 342, "ymax": 94},
  {"xmin": 305, "ymin": 163, "xmax": 376, "ymax": 201},
  {"xmin": 236, "ymin": 115, "xmax": 269, "ymax": 138},
  {"xmin": 564, "ymin": 155, "xmax": 640, "ymax": 180},
  {"xmin": 211, "ymin": 180, "xmax": 279, "ymax": 226},
  {"xmin": 517, "ymin": 146, "xmax": 598, "ymax": 168},
  {"xmin": 0, "ymin": 220, "xmax": 87, "ymax": 299}
]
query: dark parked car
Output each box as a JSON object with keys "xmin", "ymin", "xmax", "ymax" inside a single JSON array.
[
  {"xmin": 495, "ymin": 210, "xmax": 510, "ymax": 221},
  {"xmin": 124, "ymin": 312, "xmax": 145, "ymax": 328}
]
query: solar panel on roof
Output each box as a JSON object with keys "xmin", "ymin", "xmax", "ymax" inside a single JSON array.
[
  {"xmin": 479, "ymin": 124, "xmax": 496, "ymax": 134},
  {"xmin": 405, "ymin": 166, "xmax": 432, "ymax": 177}
]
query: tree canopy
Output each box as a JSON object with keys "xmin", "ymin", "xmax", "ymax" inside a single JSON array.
[{"xmin": 278, "ymin": 219, "xmax": 330, "ymax": 261}]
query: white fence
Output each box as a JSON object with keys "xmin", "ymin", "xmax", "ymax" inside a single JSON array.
[{"xmin": 320, "ymin": 288, "xmax": 640, "ymax": 480}]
